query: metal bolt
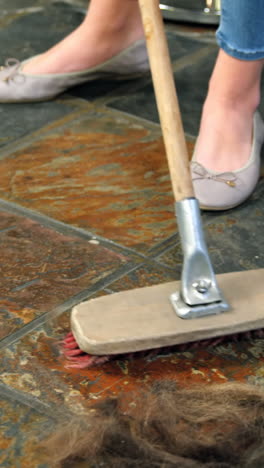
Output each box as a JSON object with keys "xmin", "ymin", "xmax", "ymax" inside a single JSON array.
[{"xmin": 192, "ymin": 279, "xmax": 211, "ymax": 294}]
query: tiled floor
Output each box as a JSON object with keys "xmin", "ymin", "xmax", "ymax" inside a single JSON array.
[{"xmin": 0, "ymin": 1, "xmax": 263, "ymax": 466}]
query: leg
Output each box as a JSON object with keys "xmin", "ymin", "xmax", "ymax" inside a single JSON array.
[
  {"xmin": 24, "ymin": 0, "xmax": 144, "ymax": 74},
  {"xmin": 194, "ymin": 51, "xmax": 263, "ymax": 172},
  {"xmin": 194, "ymin": 0, "xmax": 264, "ymax": 172}
]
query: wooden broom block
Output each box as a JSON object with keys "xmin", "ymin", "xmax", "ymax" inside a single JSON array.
[{"xmin": 71, "ymin": 269, "xmax": 264, "ymax": 355}]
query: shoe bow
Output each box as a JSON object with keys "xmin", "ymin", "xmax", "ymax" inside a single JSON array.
[
  {"xmin": 0, "ymin": 58, "xmax": 22, "ymax": 82},
  {"xmin": 191, "ymin": 162, "xmax": 237, "ymax": 187}
]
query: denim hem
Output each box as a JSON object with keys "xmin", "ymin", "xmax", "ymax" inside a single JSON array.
[{"xmin": 216, "ymin": 31, "xmax": 264, "ymax": 61}]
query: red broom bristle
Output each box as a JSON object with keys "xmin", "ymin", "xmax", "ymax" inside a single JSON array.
[
  {"xmin": 60, "ymin": 329, "xmax": 264, "ymax": 369},
  {"xmin": 61, "ymin": 332, "xmax": 110, "ymax": 368}
]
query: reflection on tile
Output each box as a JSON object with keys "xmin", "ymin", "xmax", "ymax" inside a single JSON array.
[
  {"xmin": 0, "ymin": 394, "xmax": 53, "ymax": 467},
  {"xmin": 158, "ymin": 180, "xmax": 264, "ymax": 273},
  {"xmin": 0, "ymin": 108, "xmax": 194, "ymax": 251},
  {"xmin": 110, "ymin": 48, "xmax": 218, "ymax": 136},
  {"xmin": 0, "ymin": 209, "xmax": 129, "ymax": 339}
]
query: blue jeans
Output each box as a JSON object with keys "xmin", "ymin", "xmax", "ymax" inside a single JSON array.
[{"xmin": 217, "ymin": 0, "xmax": 264, "ymax": 60}]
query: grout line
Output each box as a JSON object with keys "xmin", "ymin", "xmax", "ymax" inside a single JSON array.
[
  {"xmin": 103, "ymin": 288, "xmax": 114, "ymax": 294},
  {"xmin": 0, "ymin": 383, "xmax": 58, "ymax": 419},
  {"xmin": 0, "ymin": 198, "xmax": 147, "ymax": 260},
  {"xmin": 152, "ymin": 258, "xmax": 181, "ymax": 272},
  {"xmin": 0, "ymin": 102, "xmax": 95, "ymax": 159},
  {"xmin": 0, "ymin": 260, "xmax": 143, "ymax": 350},
  {"xmin": 1, "ymin": 6, "xmax": 43, "ymax": 17},
  {"xmin": 166, "ymin": 28, "xmax": 217, "ymax": 44},
  {"xmin": 172, "ymin": 43, "xmax": 216, "ymax": 73},
  {"xmin": 146, "ymin": 233, "xmax": 179, "ymax": 257}
]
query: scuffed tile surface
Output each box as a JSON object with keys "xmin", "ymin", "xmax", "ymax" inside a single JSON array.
[
  {"xmin": 0, "ymin": 394, "xmax": 53, "ymax": 467},
  {"xmin": 110, "ymin": 48, "xmax": 218, "ymax": 137},
  {"xmin": 0, "ymin": 109, "xmax": 194, "ymax": 251},
  {"xmin": 0, "ymin": 209, "xmax": 129, "ymax": 339}
]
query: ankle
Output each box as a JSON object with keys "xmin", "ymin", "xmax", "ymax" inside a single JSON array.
[
  {"xmin": 204, "ymin": 73, "xmax": 260, "ymax": 123},
  {"xmin": 207, "ymin": 50, "xmax": 262, "ymax": 115},
  {"xmin": 83, "ymin": 1, "xmax": 144, "ymax": 41},
  {"xmin": 195, "ymin": 87, "xmax": 259, "ymax": 172}
]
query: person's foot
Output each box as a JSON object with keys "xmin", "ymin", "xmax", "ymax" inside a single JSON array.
[
  {"xmin": 191, "ymin": 48, "xmax": 264, "ymax": 211},
  {"xmin": 0, "ymin": 38, "xmax": 149, "ymax": 103},
  {"xmin": 191, "ymin": 111, "xmax": 264, "ymax": 211},
  {"xmin": 193, "ymin": 49, "xmax": 263, "ymax": 173}
]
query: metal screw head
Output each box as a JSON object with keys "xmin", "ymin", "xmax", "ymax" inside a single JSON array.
[{"xmin": 192, "ymin": 279, "xmax": 212, "ymax": 294}]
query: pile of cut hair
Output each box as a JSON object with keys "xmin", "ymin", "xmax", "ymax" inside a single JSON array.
[{"xmin": 42, "ymin": 381, "xmax": 264, "ymax": 467}]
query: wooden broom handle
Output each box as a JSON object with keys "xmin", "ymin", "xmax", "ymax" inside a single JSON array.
[{"xmin": 138, "ymin": 0, "xmax": 194, "ymax": 201}]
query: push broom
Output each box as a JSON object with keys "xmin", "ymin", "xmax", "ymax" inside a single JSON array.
[{"xmin": 62, "ymin": 0, "xmax": 264, "ymax": 368}]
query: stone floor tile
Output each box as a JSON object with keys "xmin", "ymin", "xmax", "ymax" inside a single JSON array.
[
  {"xmin": 0, "ymin": 108, "xmax": 194, "ymax": 252},
  {"xmin": 0, "ymin": 3, "xmax": 83, "ymax": 62},
  {"xmin": 0, "ymin": 100, "xmax": 82, "ymax": 149},
  {"xmin": 109, "ymin": 47, "xmax": 218, "ymax": 137},
  {"xmin": 0, "ymin": 394, "xmax": 53, "ymax": 468},
  {"xmin": 108, "ymin": 262, "xmax": 180, "ymax": 292},
  {"xmin": 0, "ymin": 209, "xmax": 130, "ymax": 340},
  {"xmin": 157, "ymin": 179, "xmax": 264, "ymax": 272},
  {"xmin": 205, "ymin": 185, "xmax": 264, "ymax": 274},
  {"xmin": 0, "ymin": 0, "xmax": 53, "ymax": 11}
]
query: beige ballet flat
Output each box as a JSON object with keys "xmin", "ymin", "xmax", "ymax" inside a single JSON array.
[
  {"xmin": 191, "ymin": 112, "xmax": 264, "ymax": 211},
  {"xmin": 0, "ymin": 39, "xmax": 149, "ymax": 103}
]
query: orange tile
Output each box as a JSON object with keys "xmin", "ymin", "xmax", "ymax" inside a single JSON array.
[
  {"xmin": 0, "ymin": 109, "xmax": 194, "ymax": 252},
  {"xmin": 0, "ymin": 210, "xmax": 129, "ymax": 339}
]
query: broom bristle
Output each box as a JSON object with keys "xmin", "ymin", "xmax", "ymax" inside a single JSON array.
[{"xmin": 61, "ymin": 328, "xmax": 264, "ymax": 369}]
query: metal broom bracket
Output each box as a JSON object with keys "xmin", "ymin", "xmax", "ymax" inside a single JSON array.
[{"xmin": 170, "ymin": 198, "xmax": 229, "ymax": 319}]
